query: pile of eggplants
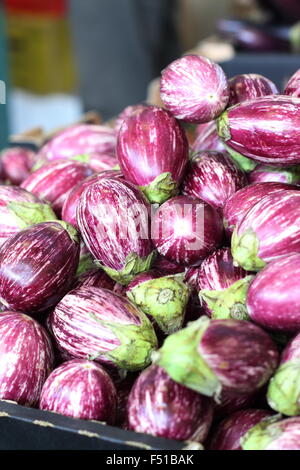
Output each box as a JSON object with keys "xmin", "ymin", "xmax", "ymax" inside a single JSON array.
[{"xmin": 1, "ymin": 55, "xmax": 300, "ymax": 450}]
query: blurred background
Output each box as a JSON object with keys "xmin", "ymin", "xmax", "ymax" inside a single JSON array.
[{"xmin": 0, "ymin": 0, "xmax": 300, "ymax": 147}]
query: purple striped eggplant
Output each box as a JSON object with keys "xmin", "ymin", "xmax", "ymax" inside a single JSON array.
[
  {"xmin": 74, "ymin": 268, "xmax": 115, "ymax": 291},
  {"xmin": 116, "ymin": 106, "xmax": 188, "ymax": 204},
  {"xmin": 247, "ymin": 254, "xmax": 300, "ymax": 332},
  {"xmin": 152, "ymin": 195, "xmax": 223, "ymax": 267},
  {"xmin": 0, "ymin": 221, "xmax": 80, "ymax": 314},
  {"xmin": 232, "ymin": 190, "xmax": 300, "ymax": 271},
  {"xmin": 126, "ymin": 271, "xmax": 190, "ymax": 334},
  {"xmin": 62, "ymin": 169, "xmax": 123, "ymax": 229},
  {"xmin": 217, "ymin": 95, "xmax": 300, "ymax": 166},
  {"xmin": 36, "ymin": 124, "xmax": 116, "ymax": 169},
  {"xmin": 154, "ymin": 317, "xmax": 278, "ymax": 396},
  {"xmin": 152, "ymin": 255, "xmax": 185, "ymax": 275},
  {"xmin": 186, "ymin": 248, "xmax": 252, "ymax": 320},
  {"xmin": 182, "ymin": 151, "xmax": 246, "ymax": 214},
  {"xmin": 1, "ymin": 147, "xmax": 37, "ymax": 185},
  {"xmin": 114, "ymin": 104, "xmax": 148, "ymax": 133},
  {"xmin": 228, "ymin": 74, "xmax": 278, "ymax": 107},
  {"xmin": 249, "ymin": 164, "xmax": 300, "ymax": 184},
  {"xmin": 0, "ymin": 311, "xmax": 54, "ymax": 405},
  {"xmin": 267, "ymin": 331, "xmax": 300, "ymax": 416},
  {"xmin": 160, "ymin": 55, "xmax": 229, "ymax": 124},
  {"xmin": 127, "ymin": 365, "xmax": 213, "ymax": 442},
  {"xmin": 39, "ymin": 359, "xmax": 117, "ymax": 423},
  {"xmin": 192, "ymin": 121, "xmax": 225, "ymax": 154},
  {"xmin": 77, "ymin": 178, "xmax": 155, "ymax": 285},
  {"xmin": 209, "ymin": 409, "xmax": 273, "ymax": 450},
  {"xmin": 284, "ymin": 68, "xmax": 300, "ymax": 97},
  {"xmin": 241, "ymin": 416, "xmax": 300, "ymax": 450},
  {"xmin": 0, "ymin": 185, "xmax": 56, "ymax": 246},
  {"xmin": 50, "ymin": 286, "xmax": 157, "ymax": 370},
  {"xmin": 223, "ymin": 182, "xmax": 297, "ymax": 237},
  {"xmin": 21, "ymin": 160, "xmax": 93, "ymax": 216}
]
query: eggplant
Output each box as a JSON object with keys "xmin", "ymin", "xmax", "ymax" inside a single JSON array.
[
  {"xmin": 0, "ymin": 185, "xmax": 56, "ymax": 246},
  {"xmin": 160, "ymin": 55, "xmax": 229, "ymax": 124},
  {"xmin": 116, "ymin": 106, "xmax": 188, "ymax": 204},
  {"xmin": 152, "ymin": 255, "xmax": 185, "ymax": 275},
  {"xmin": 36, "ymin": 124, "xmax": 117, "ymax": 171},
  {"xmin": 182, "ymin": 151, "xmax": 246, "ymax": 214},
  {"xmin": 74, "ymin": 268, "xmax": 115, "ymax": 291},
  {"xmin": 0, "ymin": 311, "xmax": 54, "ymax": 405},
  {"xmin": 228, "ymin": 74, "xmax": 278, "ymax": 107},
  {"xmin": 62, "ymin": 170, "xmax": 123, "ymax": 229},
  {"xmin": 0, "ymin": 221, "xmax": 80, "ymax": 314},
  {"xmin": 223, "ymin": 182, "xmax": 298, "ymax": 237},
  {"xmin": 21, "ymin": 160, "xmax": 93, "ymax": 216},
  {"xmin": 284, "ymin": 68, "xmax": 300, "ymax": 97},
  {"xmin": 76, "ymin": 242, "xmax": 95, "ymax": 277},
  {"xmin": 268, "ymin": 331, "xmax": 300, "ymax": 415},
  {"xmin": 241, "ymin": 416, "xmax": 300, "ymax": 450},
  {"xmin": 152, "ymin": 195, "xmax": 223, "ymax": 267},
  {"xmin": 217, "ymin": 95, "xmax": 300, "ymax": 166},
  {"xmin": 192, "ymin": 122, "xmax": 225, "ymax": 154},
  {"xmin": 1, "ymin": 147, "xmax": 37, "ymax": 185},
  {"xmin": 232, "ymin": 190, "xmax": 300, "ymax": 271},
  {"xmin": 154, "ymin": 317, "xmax": 278, "ymax": 396},
  {"xmin": 187, "ymin": 248, "xmax": 253, "ymax": 320},
  {"xmin": 39, "ymin": 359, "xmax": 117, "ymax": 423},
  {"xmin": 114, "ymin": 104, "xmax": 148, "ymax": 133},
  {"xmin": 127, "ymin": 365, "xmax": 213, "ymax": 442},
  {"xmin": 249, "ymin": 164, "xmax": 300, "ymax": 184},
  {"xmin": 126, "ymin": 271, "xmax": 190, "ymax": 334},
  {"xmin": 247, "ymin": 254, "xmax": 300, "ymax": 332},
  {"xmin": 50, "ymin": 286, "xmax": 158, "ymax": 370},
  {"xmin": 77, "ymin": 177, "xmax": 155, "ymax": 285},
  {"xmin": 209, "ymin": 409, "xmax": 273, "ymax": 450},
  {"xmin": 214, "ymin": 389, "xmax": 259, "ymax": 421}
]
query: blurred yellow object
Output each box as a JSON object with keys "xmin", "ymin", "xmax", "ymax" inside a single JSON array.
[{"xmin": 6, "ymin": 13, "xmax": 77, "ymax": 94}]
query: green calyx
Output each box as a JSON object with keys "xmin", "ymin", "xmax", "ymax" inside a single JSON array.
[
  {"xmin": 88, "ymin": 312, "xmax": 158, "ymax": 371},
  {"xmin": 241, "ymin": 415, "xmax": 282, "ymax": 450},
  {"xmin": 127, "ymin": 274, "xmax": 190, "ymax": 335},
  {"xmin": 153, "ymin": 316, "xmax": 221, "ymax": 397},
  {"xmin": 224, "ymin": 144, "xmax": 257, "ymax": 172},
  {"xmin": 290, "ymin": 21, "xmax": 300, "ymax": 53},
  {"xmin": 76, "ymin": 252, "xmax": 96, "ymax": 277},
  {"xmin": 8, "ymin": 201, "xmax": 57, "ymax": 229},
  {"xmin": 54, "ymin": 220, "xmax": 79, "ymax": 244},
  {"xmin": 200, "ymin": 275, "xmax": 254, "ymax": 321},
  {"xmin": 267, "ymin": 360, "xmax": 300, "ymax": 416},
  {"xmin": 216, "ymin": 111, "xmax": 231, "ymax": 141},
  {"xmin": 71, "ymin": 153, "xmax": 90, "ymax": 164},
  {"xmin": 231, "ymin": 227, "xmax": 266, "ymax": 271},
  {"xmin": 140, "ymin": 172, "xmax": 178, "ymax": 204},
  {"xmin": 100, "ymin": 251, "xmax": 156, "ymax": 285}
]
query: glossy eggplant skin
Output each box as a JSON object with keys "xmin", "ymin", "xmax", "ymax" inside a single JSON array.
[
  {"xmin": 223, "ymin": 182, "xmax": 298, "ymax": 237},
  {"xmin": 152, "ymin": 195, "xmax": 223, "ymax": 267},
  {"xmin": 116, "ymin": 106, "xmax": 188, "ymax": 204},
  {"xmin": 1, "ymin": 147, "xmax": 37, "ymax": 185},
  {"xmin": 127, "ymin": 365, "xmax": 213, "ymax": 442},
  {"xmin": 232, "ymin": 190, "xmax": 300, "ymax": 271},
  {"xmin": 0, "ymin": 221, "xmax": 80, "ymax": 314},
  {"xmin": 209, "ymin": 409, "xmax": 273, "ymax": 450},
  {"xmin": 284, "ymin": 69, "xmax": 300, "ymax": 98},
  {"xmin": 182, "ymin": 151, "xmax": 246, "ymax": 214},
  {"xmin": 21, "ymin": 160, "xmax": 93, "ymax": 215},
  {"xmin": 39, "ymin": 359, "xmax": 117, "ymax": 424},
  {"xmin": 50, "ymin": 286, "xmax": 158, "ymax": 371},
  {"xmin": 241, "ymin": 416, "xmax": 300, "ymax": 450},
  {"xmin": 160, "ymin": 55, "xmax": 229, "ymax": 124},
  {"xmin": 228, "ymin": 74, "xmax": 278, "ymax": 107},
  {"xmin": 0, "ymin": 311, "xmax": 54, "ymax": 406},
  {"xmin": 247, "ymin": 254, "xmax": 300, "ymax": 332},
  {"xmin": 248, "ymin": 164, "xmax": 300, "ymax": 184},
  {"xmin": 73, "ymin": 268, "xmax": 115, "ymax": 291},
  {"xmin": 192, "ymin": 122, "xmax": 225, "ymax": 154},
  {"xmin": 77, "ymin": 177, "xmax": 155, "ymax": 285},
  {"xmin": 217, "ymin": 96, "xmax": 300, "ymax": 165}
]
